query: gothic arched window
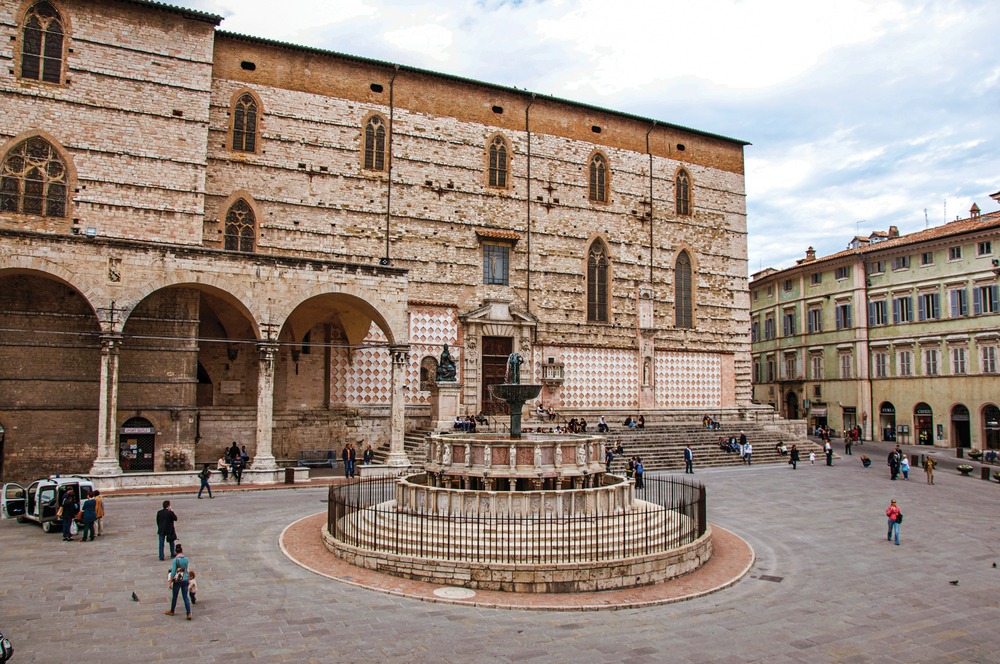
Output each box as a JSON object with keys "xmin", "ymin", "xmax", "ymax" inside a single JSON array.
[
  {"xmin": 675, "ymin": 250, "xmax": 694, "ymax": 328},
  {"xmin": 232, "ymin": 93, "xmax": 259, "ymax": 153},
  {"xmin": 224, "ymin": 199, "xmax": 255, "ymax": 252},
  {"xmin": 587, "ymin": 241, "xmax": 610, "ymax": 322},
  {"xmin": 588, "ymin": 153, "xmax": 608, "ymax": 203},
  {"xmin": 676, "ymin": 169, "xmax": 691, "ymax": 216},
  {"xmin": 21, "ymin": 2, "xmax": 64, "ymax": 84},
  {"xmin": 488, "ymin": 135, "xmax": 509, "ymax": 188},
  {"xmin": 363, "ymin": 114, "xmax": 387, "ymax": 171},
  {"xmin": 0, "ymin": 137, "xmax": 67, "ymax": 217}
]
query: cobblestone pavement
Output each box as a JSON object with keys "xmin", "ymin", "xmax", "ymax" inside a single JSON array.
[{"xmin": 2, "ymin": 453, "xmax": 999, "ymax": 663}]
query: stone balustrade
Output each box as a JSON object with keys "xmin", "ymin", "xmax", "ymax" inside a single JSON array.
[{"xmin": 395, "ymin": 472, "xmax": 634, "ymax": 517}]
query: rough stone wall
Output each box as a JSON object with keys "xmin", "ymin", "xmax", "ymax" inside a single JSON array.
[{"xmin": 0, "ymin": 0, "xmax": 215, "ymax": 244}]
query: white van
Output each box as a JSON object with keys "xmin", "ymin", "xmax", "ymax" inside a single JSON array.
[{"xmin": 1, "ymin": 476, "xmax": 96, "ymax": 533}]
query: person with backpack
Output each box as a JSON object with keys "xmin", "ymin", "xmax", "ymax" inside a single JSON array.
[
  {"xmin": 197, "ymin": 464, "xmax": 213, "ymax": 499},
  {"xmin": 165, "ymin": 543, "xmax": 192, "ymax": 620},
  {"xmin": 635, "ymin": 457, "xmax": 645, "ymax": 489}
]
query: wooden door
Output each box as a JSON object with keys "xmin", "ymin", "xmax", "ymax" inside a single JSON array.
[{"xmin": 481, "ymin": 336, "xmax": 513, "ymax": 415}]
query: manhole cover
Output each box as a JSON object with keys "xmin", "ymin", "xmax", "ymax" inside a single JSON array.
[
  {"xmin": 758, "ymin": 575, "xmax": 783, "ymax": 583},
  {"xmin": 433, "ymin": 586, "xmax": 477, "ymax": 599}
]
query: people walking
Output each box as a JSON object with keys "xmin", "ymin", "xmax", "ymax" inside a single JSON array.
[
  {"xmin": 605, "ymin": 447, "xmax": 614, "ymax": 473},
  {"xmin": 165, "ymin": 543, "xmax": 192, "ymax": 620},
  {"xmin": 743, "ymin": 441, "xmax": 753, "ymax": 465},
  {"xmin": 197, "ymin": 464, "xmax": 213, "ymax": 498},
  {"xmin": 900, "ymin": 454, "xmax": 910, "ymax": 480},
  {"xmin": 923, "ymin": 456, "xmax": 936, "ymax": 485},
  {"xmin": 79, "ymin": 491, "xmax": 97, "ymax": 542},
  {"xmin": 156, "ymin": 500, "xmax": 178, "ymax": 561},
  {"xmin": 809, "ymin": 450, "xmax": 816, "ymax": 465},
  {"xmin": 789, "ymin": 444, "xmax": 800, "ymax": 470},
  {"xmin": 824, "ymin": 439, "xmax": 833, "ymax": 466},
  {"xmin": 684, "ymin": 445, "xmax": 694, "ymax": 474},
  {"xmin": 885, "ymin": 499, "xmax": 901, "ymax": 545}
]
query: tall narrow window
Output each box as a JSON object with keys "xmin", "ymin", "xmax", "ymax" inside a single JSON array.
[
  {"xmin": 676, "ymin": 169, "xmax": 691, "ymax": 216},
  {"xmin": 588, "ymin": 153, "xmax": 608, "ymax": 203},
  {"xmin": 364, "ymin": 115, "xmax": 387, "ymax": 171},
  {"xmin": 232, "ymin": 94, "xmax": 259, "ymax": 153},
  {"xmin": 21, "ymin": 2, "xmax": 64, "ymax": 84},
  {"xmin": 587, "ymin": 241, "xmax": 609, "ymax": 322},
  {"xmin": 482, "ymin": 243, "xmax": 509, "ymax": 285},
  {"xmin": 224, "ymin": 199, "xmax": 255, "ymax": 252},
  {"xmin": 488, "ymin": 136, "xmax": 508, "ymax": 188},
  {"xmin": 675, "ymin": 251, "xmax": 693, "ymax": 328},
  {"xmin": 0, "ymin": 137, "xmax": 67, "ymax": 217}
]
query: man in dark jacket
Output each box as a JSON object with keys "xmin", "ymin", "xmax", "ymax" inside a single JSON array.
[
  {"xmin": 60, "ymin": 487, "xmax": 79, "ymax": 541},
  {"xmin": 156, "ymin": 500, "xmax": 178, "ymax": 561}
]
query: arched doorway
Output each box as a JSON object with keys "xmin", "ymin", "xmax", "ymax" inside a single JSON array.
[
  {"xmin": 879, "ymin": 402, "xmax": 896, "ymax": 442},
  {"xmin": 982, "ymin": 404, "xmax": 1000, "ymax": 450},
  {"xmin": 119, "ymin": 416, "xmax": 156, "ymax": 472},
  {"xmin": 914, "ymin": 403, "xmax": 933, "ymax": 445},
  {"xmin": 950, "ymin": 404, "xmax": 971, "ymax": 448},
  {"xmin": 785, "ymin": 391, "xmax": 799, "ymax": 420}
]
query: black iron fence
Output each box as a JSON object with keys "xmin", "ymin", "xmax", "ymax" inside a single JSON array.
[{"xmin": 327, "ymin": 476, "xmax": 707, "ymax": 565}]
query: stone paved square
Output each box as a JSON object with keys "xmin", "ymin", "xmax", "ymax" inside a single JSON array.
[{"xmin": 2, "ymin": 444, "xmax": 999, "ymax": 662}]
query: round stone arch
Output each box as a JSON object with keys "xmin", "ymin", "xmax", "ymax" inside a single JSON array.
[
  {"xmin": 0, "ymin": 261, "xmax": 101, "ymax": 323},
  {"xmin": 272, "ymin": 288, "xmax": 407, "ymax": 349}
]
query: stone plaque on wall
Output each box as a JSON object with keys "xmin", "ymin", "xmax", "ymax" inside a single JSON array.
[{"xmin": 221, "ymin": 380, "xmax": 242, "ymax": 394}]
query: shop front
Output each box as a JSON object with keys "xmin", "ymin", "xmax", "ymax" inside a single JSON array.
[
  {"xmin": 951, "ymin": 404, "xmax": 971, "ymax": 448},
  {"xmin": 879, "ymin": 402, "xmax": 896, "ymax": 442},
  {"xmin": 119, "ymin": 417, "xmax": 156, "ymax": 472},
  {"xmin": 983, "ymin": 404, "xmax": 1000, "ymax": 450},
  {"xmin": 842, "ymin": 406, "xmax": 857, "ymax": 436},
  {"xmin": 914, "ymin": 403, "xmax": 934, "ymax": 445}
]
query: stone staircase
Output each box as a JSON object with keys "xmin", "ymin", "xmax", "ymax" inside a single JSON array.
[
  {"xmin": 602, "ymin": 424, "xmax": 820, "ymax": 473},
  {"xmin": 376, "ymin": 421, "xmax": 819, "ymax": 473}
]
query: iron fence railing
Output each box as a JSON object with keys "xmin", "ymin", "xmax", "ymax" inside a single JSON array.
[{"xmin": 327, "ymin": 476, "xmax": 706, "ymax": 565}]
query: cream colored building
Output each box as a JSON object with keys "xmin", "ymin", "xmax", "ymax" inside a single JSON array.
[
  {"xmin": 0, "ymin": 0, "xmax": 752, "ymax": 483},
  {"xmin": 751, "ymin": 202, "xmax": 1000, "ymax": 449}
]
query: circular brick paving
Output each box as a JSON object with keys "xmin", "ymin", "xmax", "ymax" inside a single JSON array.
[{"xmin": 279, "ymin": 512, "xmax": 754, "ymax": 611}]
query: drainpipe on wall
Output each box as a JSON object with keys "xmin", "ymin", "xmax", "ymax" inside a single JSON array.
[
  {"xmin": 525, "ymin": 93, "xmax": 536, "ymax": 322},
  {"xmin": 382, "ymin": 64, "xmax": 400, "ymax": 266},
  {"xmin": 646, "ymin": 121, "xmax": 657, "ymax": 284}
]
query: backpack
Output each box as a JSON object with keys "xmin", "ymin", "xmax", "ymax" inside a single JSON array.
[{"xmin": 172, "ymin": 558, "xmax": 187, "ymax": 583}]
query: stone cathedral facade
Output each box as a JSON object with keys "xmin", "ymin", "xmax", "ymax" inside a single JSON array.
[{"xmin": 0, "ymin": 0, "xmax": 751, "ymax": 483}]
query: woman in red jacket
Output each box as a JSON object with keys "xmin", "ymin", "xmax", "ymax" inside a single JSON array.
[{"xmin": 885, "ymin": 499, "xmax": 901, "ymax": 545}]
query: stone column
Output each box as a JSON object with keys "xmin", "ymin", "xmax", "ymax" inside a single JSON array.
[
  {"xmin": 385, "ymin": 345, "xmax": 411, "ymax": 467},
  {"xmin": 253, "ymin": 341, "xmax": 280, "ymax": 471},
  {"xmin": 90, "ymin": 334, "xmax": 123, "ymax": 475}
]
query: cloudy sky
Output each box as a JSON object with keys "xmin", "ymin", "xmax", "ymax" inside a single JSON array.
[{"xmin": 175, "ymin": 0, "xmax": 1000, "ymax": 273}]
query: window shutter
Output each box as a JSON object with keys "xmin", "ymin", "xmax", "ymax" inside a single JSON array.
[
  {"xmin": 835, "ymin": 306, "xmax": 842, "ymax": 329},
  {"xmin": 933, "ymin": 294, "xmax": 940, "ymax": 319},
  {"xmin": 951, "ymin": 291, "xmax": 959, "ymax": 318},
  {"xmin": 991, "ymin": 286, "xmax": 999, "ymax": 313},
  {"xmin": 892, "ymin": 299, "xmax": 899, "ymax": 323},
  {"xmin": 973, "ymin": 288, "xmax": 982, "ymax": 315},
  {"xmin": 868, "ymin": 302, "xmax": 875, "ymax": 327},
  {"xmin": 918, "ymin": 296, "xmax": 926, "ymax": 321}
]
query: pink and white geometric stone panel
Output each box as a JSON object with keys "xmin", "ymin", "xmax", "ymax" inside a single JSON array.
[
  {"xmin": 406, "ymin": 309, "xmax": 458, "ymax": 405},
  {"xmin": 654, "ymin": 351, "xmax": 721, "ymax": 408},
  {"xmin": 559, "ymin": 347, "xmax": 639, "ymax": 409},
  {"xmin": 330, "ymin": 323, "xmax": 392, "ymax": 405}
]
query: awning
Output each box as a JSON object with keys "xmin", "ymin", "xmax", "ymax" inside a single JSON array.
[{"xmin": 810, "ymin": 407, "xmax": 827, "ymax": 417}]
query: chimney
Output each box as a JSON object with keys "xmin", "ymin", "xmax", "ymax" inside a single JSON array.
[
  {"xmin": 888, "ymin": 225, "xmax": 899, "ymax": 238},
  {"xmin": 970, "ymin": 203, "xmax": 981, "ymax": 219},
  {"xmin": 805, "ymin": 246, "xmax": 816, "ymax": 261}
]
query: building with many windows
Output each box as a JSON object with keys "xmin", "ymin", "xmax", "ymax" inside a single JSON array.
[
  {"xmin": 0, "ymin": 0, "xmax": 752, "ymax": 483},
  {"xmin": 751, "ymin": 202, "xmax": 1000, "ymax": 449}
]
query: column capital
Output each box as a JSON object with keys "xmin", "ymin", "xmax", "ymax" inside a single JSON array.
[
  {"xmin": 257, "ymin": 340, "xmax": 280, "ymax": 360},
  {"xmin": 99, "ymin": 333, "xmax": 124, "ymax": 352},
  {"xmin": 390, "ymin": 344, "xmax": 410, "ymax": 365}
]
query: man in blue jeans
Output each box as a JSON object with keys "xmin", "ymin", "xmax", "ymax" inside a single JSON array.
[{"xmin": 156, "ymin": 500, "xmax": 178, "ymax": 560}]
